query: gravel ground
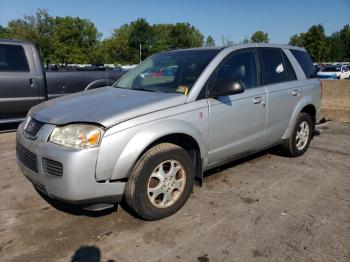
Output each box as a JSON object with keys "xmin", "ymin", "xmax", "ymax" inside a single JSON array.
[{"xmin": 0, "ymin": 121, "xmax": 349, "ymax": 262}]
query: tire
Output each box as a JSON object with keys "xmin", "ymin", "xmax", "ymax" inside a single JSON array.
[
  {"xmin": 280, "ymin": 112, "xmax": 313, "ymax": 157},
  {"xmin": 124, "ymin": 143, "xmax": 195, "ymax": 220}
]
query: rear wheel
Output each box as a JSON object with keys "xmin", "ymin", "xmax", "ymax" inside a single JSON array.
[
  {"xmin": 280, "ymin": 112, "xmax": 313, "ymax": 157},
  {"xmin": 124, "ymin": 143, "xmax": 194, "ymax": 220}
]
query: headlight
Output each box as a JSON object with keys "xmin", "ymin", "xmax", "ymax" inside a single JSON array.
[{"xmin": 49, "ymin": 124, "xmax": 103, "ymax": 149}]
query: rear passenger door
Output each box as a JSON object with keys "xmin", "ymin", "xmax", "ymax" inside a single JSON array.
[
  {"xmin": 257, "ymin": 47, "xmax": 301, "ymax": 144},
  {"xmin": 0, "ymin": 44, "xmax": 40, "ymax": 120},
  {"xmin": 207, "ymin": 48, "xmax": 267, "ymax": 166}
]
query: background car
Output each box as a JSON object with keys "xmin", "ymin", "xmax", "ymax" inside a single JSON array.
[{"xmin": 317, "ymin": 65, "xmax": 350, "ymax": 79}]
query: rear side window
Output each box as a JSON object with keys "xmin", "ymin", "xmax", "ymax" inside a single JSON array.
[
  {"xmin": 290, "ymin": 49, "xmax": 316, "ymax": 79},
  {"xmin": 0, "ymin": 44, "xmax": 29, "ymax": 72},
  {"xmin": 257, "ymin": 48, "xmax": 288, "ymax": 85}
]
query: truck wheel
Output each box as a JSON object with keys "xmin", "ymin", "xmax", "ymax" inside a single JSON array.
[
  {"xmin": 124, "ymin": 143, "xmax": 194, "ymax": 220},
  {"xmin": 280, "ymin": 112, "xmax": 313, "ymax": 157}
]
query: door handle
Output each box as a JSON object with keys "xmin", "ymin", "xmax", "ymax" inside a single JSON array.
[
  {"xmin": 29, "ymin": 78, "xmax": 36, "ymax": 88},
  {"xmin": 292, "ymin": 89, "xmax": 301, "ymax": 96},
  {"xmin": 253, "ymin": 96, "xmax": 263, "ymax": 104}
]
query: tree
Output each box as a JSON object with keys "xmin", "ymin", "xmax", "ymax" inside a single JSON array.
[
  {"xmin": 127, "ymin": 18, "xmax": 154, "ymax": 63},
  {"xmin": 7, "ymin": 9, "xmax": 55, "ymax": 62},
  {"xmin": 49, "ymin": 16, "xmax": 101, "ymax": 64},
  {"xmin": 327, "ymin": 32, "xmax": 345, "ymax": 61},
  {"xmin": 339, "ymin": 24, "xmax": 350, "ymax": 60},
  {"xmin": 251, "ymin": 31, "xmax": 269, "ymax": 43},
  {"xmin": 5, "ymin": 9, "xmax": 101, "ymax": 64},
  {"xmin": 205, "ymin": 35, "xmax": 215, "ymax": 46},
  {"xmin": 0, "ymin": 25, "xmax": 9, "ymax": 38},
  {"xmin": 289, "ymin": 33, "xmax": 305, "ymax": 47},
  {"xmin": 107, "ymin": 20, "xmax": 204, "ymax": 64},
  {"xmin": 167, "ymin": 23, "xmax": 203, "ymax": 49},
  {"xmin": 151, "ymin": 24, "xmax": 172, "ymax": 53},
  {"xmin": 302, "ymin": 24, "xmax": 328, "ymax": 62},
  {"xmin": 108, "ymin": 24, "xmax": 132, "ymax": 64},
  {"xmin": 3, "ymin": 10, "xmax": 206, "ymax": 64}
]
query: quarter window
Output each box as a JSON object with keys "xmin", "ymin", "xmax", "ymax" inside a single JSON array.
[
  {"xmin": 290, "ymin": 49, "xmax": 316, "ymax": 79},
  {"xmin": 0, "ymin": 44, "xmax": 29, "ymax": 72},
  {"xmin": 212, "ymin": 49, "xmax": 258, "ymax": 90}
]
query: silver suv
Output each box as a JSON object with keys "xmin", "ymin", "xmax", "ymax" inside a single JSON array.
[{"xmin": 16, "ymin": 44, "xmax": 321, "ymax": 220}]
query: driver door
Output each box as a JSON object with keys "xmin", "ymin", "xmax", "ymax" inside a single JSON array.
[{"xmin": 207, "ymin": 48, "xmax": 267, "ymax": 166}]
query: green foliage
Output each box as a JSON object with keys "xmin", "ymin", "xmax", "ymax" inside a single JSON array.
[
  {"xmin": 7, "ymin": 9, "xmax": 55, "ymax": 62},
  {"xmin": 167, "ymin": 23, "xmax": 204, "ymax": 49},
  {"xmin": 107, "ymin": 24, "xmax": 132, "ymax": 64},
  {"xmin": 49, "ymin": 16, "xmax": 101, "ymax": 64},
  {"xmin": 1, "ymin": 10, "xmax": 204, "ymax": 64},
  {"xmin": 251, "ymin": 31, "xmax": 269, "ymax": 43},
  {"xmin": 289, "ymin": 24, "xmax": 350, "ymax": 62},
  {"xmin": 327, "ymin": 32, "xmax": 345, "ymax": 61},
  {"xmin": 0, "ymin": 25, "xmax": 9, "ymax": 38},
  {"xmin": 339, "ymin": 24, "xmax": 350, "ymax": 60},
  {"xmin": 3, "ymin": 9, "xmax": 349, "ymax": 64},
  {"xmin": 127, "ymin": 18, "xmax": 154, "ymax": 63},
  {"xmin": 5, "ymin": 9, "xmax": 100, "ymax": 64},
  {"xmin": 107, "ymin": 20, "xmax": 204, "ymax": 64},
  {"xmin": 205, "ymin": 35, "xmax": 215, "ymax": 46},
  {"xmin": 289, "ymin": 33, "xmax": 305, "ymax": 47},
  {"xmin": 302, "ymin": 24, "xmax": 328, "ymax": 62}
]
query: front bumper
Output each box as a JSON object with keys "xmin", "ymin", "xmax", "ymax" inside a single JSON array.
[{"xmin": 16, "ymin": 122, "xmax": 125, "ymax": 205}]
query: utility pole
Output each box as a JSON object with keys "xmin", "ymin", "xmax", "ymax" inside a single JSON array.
[{"xmin": 139, "ymin": 43, "xmax": 142, "ymax": 63}]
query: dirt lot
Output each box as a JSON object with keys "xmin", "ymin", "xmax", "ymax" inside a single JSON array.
[{"xmin": 0, "ymin": 121, "xmax": 349, "ymax": 262}]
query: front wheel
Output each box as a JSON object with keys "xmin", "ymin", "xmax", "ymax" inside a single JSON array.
[
  {"xmin": 124, "ymin": 143, "xmax": 194, "ymax": 220},
  {"xmin": 280, "ymin": 112, "xmax": 313, "ymax": 157}
]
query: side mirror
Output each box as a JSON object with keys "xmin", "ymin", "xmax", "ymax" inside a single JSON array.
[{"xmin": 210, "ymin": 80, "xmax": 244, "ymax": 97}]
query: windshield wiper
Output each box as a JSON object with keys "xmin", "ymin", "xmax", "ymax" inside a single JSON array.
[{"xmin": 132, "ymin": 88, "xmax": 157, "ymax": 92}]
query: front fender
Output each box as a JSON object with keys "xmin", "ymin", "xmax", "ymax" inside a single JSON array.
[{"xmin": 96, "ymin": 118, "xmax": 208, "ymax": 181}]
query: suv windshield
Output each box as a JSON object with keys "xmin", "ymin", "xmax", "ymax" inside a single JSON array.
[{"xmin": 113, "ymin": 49, "xmax": 219, "ymax": 94}]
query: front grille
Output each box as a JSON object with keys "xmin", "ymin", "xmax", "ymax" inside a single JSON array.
[
  {"xmin": 24, "ymin": 117, "xmax": 44, "ymax": 139},
  {"xmin": 42, "ymin": 158, "xmax": 63, "ymax": 177},
  {"xmin": 16, "ymin": 142, "xmax": 38, "ymax": 173}
]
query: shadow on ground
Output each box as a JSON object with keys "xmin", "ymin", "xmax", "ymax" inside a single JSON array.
[{"xmin": 71, "ymin": 245, "xmax": 116, "ymax": 262}]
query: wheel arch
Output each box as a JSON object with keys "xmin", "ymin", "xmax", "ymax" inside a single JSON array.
[
  {"xmin": 300, "ymin": 104, "xmax": 316, "ymax": 125},
  {"xmin": 138, "ymin": 133, "xmax": 203, "ymax": 184},
  {"xmin": 99, "ymin": 119, "xmax": 208, "ymax": 184},
  {"xmin": 282, "ymin": 97, "xmax": 317, "ymax": 139}
]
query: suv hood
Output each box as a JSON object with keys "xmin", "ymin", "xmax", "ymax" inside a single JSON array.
[{"xmin": 30, "ymin": 87, "xmax": 187, "ymax": 127}]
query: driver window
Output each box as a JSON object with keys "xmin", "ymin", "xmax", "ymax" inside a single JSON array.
[{"xmin": 214, "ymin": 50, "xmax": 258, "ymax": 90}]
